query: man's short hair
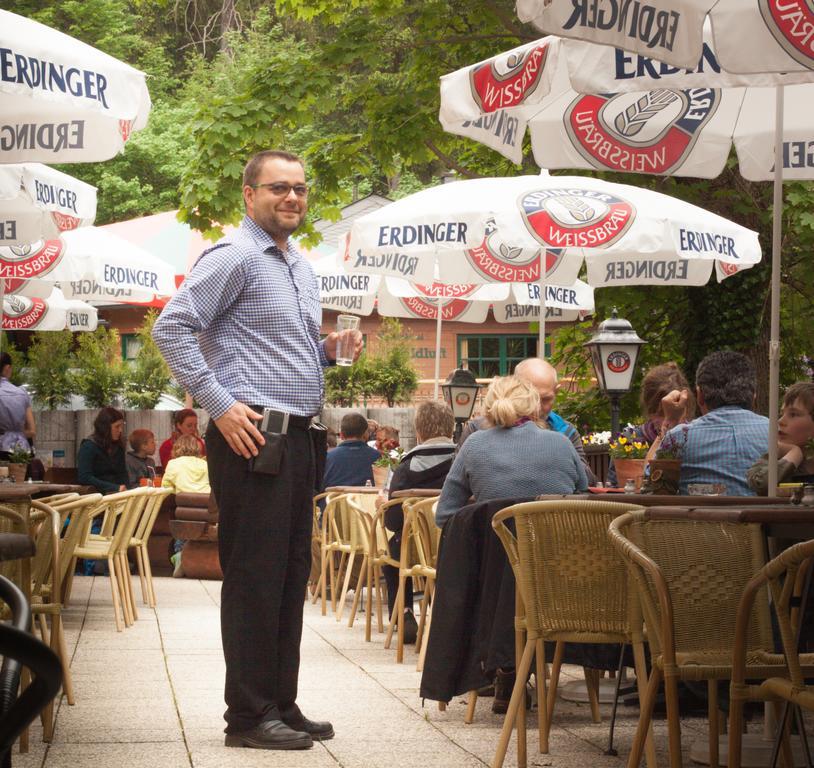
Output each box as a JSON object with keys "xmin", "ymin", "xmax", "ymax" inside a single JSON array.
[
  {"xmin": 243, "ymin": 150, "xmax": 303, "ymax": 187},
  {"xmin": 0, "ymin": 353, "xmax": 11, "ymax": 370},
  {"xmin": 340, "ymin": 412, "xmax": 369, "ymax": 439},
  {"xmin": 414, "ymin": 401, "xmax": 454, "ymax": 441},
  {"xmin": 695, "ymin": 351, "xmax": 757, "ymax": 411},
  {"xmin": 129, "ymin": 429, "xmax": 154, "ymax": 452}
]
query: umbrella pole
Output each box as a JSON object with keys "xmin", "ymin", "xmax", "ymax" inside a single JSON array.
[
  {"xmin": 433, "ymin": 296, "xmax": 443, "ymax": 399},
  {"xmin": 767, "ymin": 85, "xmax": 784, "ymax": 497},
  {"xmin": 538, "ymin": 252, "xmax": 546, "ymax": 360}
]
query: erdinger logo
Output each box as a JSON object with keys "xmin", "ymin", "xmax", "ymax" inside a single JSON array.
[
  {"xmin": 719, "ymin": 261, "xmax": 740, "ymax": 277},
  {"xmin": 51, "ymin": 212, "xmax": 80, "ymax": 232},
  {"xmin": 607, "ymin": 350, "xmax": 631, "ymax": 374},
  {"xmin": 520, "ymin": 189, "xmax": 634, "ymax": 248},
  {"xmin": 2, "ymin": 295, "xmax": 47, "ymax": 330},
  {"xmin": 469, "ymin": 43, "xmax": 548, "ymax": 113},
  {"xmin": 0, "ymin": 239, "xmax": 65, "ymax": 279},
  {"xmin": 401, "ymin": 282, "xmax": 476, "ymax": 321},
  {"xmin": 465, "ymin": 219, "xmax": 564, "ymax": 282},
  {"xmin": 760, "ymin": 0, "xmax": 814, "ymax": 70},
  {"xmin": 565, "ymin": 89, "xmax": 719, "ymax": 175},
  {"xmin": 119, "ymin": 119, "xmax": 132, "ymax": 143}
]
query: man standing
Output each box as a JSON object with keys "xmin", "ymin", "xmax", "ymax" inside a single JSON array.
[
  {"xmin": 153, "ymin": 150, "xmax": 361, "ymax": 750},
  {"xmin": 655, "ymin": 350, "xmax": 768, "ymax": 495},
  {"xmin": 457, "ymin": 357, "xmax": 595, "ymax": 484}
]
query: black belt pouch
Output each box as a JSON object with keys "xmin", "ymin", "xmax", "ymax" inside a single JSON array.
[{"xmin": 248, "ymin": 431, "xmax": 287, "ymax": 475}]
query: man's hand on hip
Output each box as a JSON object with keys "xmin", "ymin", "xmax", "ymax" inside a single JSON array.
[{"xmin": 215, "ymin": 403, "xmax": 264, "ymax": 458}]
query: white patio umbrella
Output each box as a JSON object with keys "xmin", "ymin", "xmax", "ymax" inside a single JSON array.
[
  {"xmin": 514, "ymin": 0, "xmax": 814, "ymax": 72},
  {"xmin": 0, "ymin": 227, "xmax": 175, "ymax": 299},
  {"xmin": 2, "ymin": 287, "xmax": 96, "ymax": 332},
  {"xmin": 344, "ymin": 175, "xmax": 759, "ymax": 352},
  {"xmin": 0, "ymin": 163, "xmax": 97, "ymax": 246},
  {"xmin": 0, "ymin": 9, "xmax": 151, "ymax": 164}
]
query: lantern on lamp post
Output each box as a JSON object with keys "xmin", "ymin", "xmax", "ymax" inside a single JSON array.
[
  {"xmin": 441, "ymin": 368, "xmax": 482, "ymax": 443},
  {"xmin": 583, "ymin": 308, "xmax": 647, "ymax": 436}
]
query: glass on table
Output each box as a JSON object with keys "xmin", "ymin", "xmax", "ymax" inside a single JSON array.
[{"xmin": 687, "ymin": 483, "xmax": 726, "ymax": 496}]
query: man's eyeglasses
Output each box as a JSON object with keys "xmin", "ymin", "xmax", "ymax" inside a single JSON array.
[{"xmin": 251, "ymin": 182, "xmax": 309, "ymax": 198}]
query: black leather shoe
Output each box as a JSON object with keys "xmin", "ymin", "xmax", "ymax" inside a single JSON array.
[
  {"xmin": 224, "ymin": 719, "xmax": 313, "ymax": 750},
  {"xmin": 280, "ymin": 710, "xmax": 335, "ymax": 741}
]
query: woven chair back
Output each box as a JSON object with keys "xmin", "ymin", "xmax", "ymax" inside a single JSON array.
[
  {"xmin": 0, "ymin": 505, "xmax": 27, "ymax": 587},
  {"xmin": 613, "ymin": 512, "xmax": 772, "ymax": 660},
  {"xmin": 133, "ymin": 488, "xmax": 171, "ymax": 543},
  {"xmin": 492, "ymin": 499, "xmax": 645, "ymax": 640},
  {"xmin": 344, "ymin": 495, "xmax": 375, "ymax": 552},
  {"xmin": 403, "ymin": 497, "xmax": 440, "ymax": 573},
  {"xmin": 51, "ymin": 494, "xmax": 102, "ymax": 586}
]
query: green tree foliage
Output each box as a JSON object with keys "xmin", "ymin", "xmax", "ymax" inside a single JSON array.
[
  {"xmin": 123, "ymin": 310, "xmax": 172, "ymax": 409},
  {"xmin": 73, "ymin": 327, "xmax": 127, "ymax": 408},
  {"xmin": 25, "ymin": 331, "xmax": 76, "ymax": 409},
  {"xmin": 0, "ymin": 334, "xmax": 27, "ymax": 386},
  {"xmin": 367, "ymin": 318, "xmax": 418, "ymax": 407},
  {"xmin": 324, "ymin": 353, "xmax": 375, "ymax": 407}
]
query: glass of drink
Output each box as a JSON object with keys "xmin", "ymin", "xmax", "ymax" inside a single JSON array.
[{"xmin": 336, "ymin": 314, "xmax": 360, "ymax": 366}]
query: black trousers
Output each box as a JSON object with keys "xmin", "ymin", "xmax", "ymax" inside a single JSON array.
[{"xmin": 207, "ymin": 421, "xmax": 314, "ymax": 733}]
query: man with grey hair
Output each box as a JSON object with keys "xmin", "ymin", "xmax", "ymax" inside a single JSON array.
[
  {"xmin": 656, "ymin": 350, "xmax": 768, "ymax": 495},
  {"xmin": 458, "ymin": 357, "xmax": 595, "ymax": 484}
]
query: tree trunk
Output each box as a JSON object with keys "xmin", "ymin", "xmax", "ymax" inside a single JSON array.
[{"xmin": 220, "ymin": 0, "xmax": 237, "ymax": 51}]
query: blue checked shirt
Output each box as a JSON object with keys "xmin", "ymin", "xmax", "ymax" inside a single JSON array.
[
  {"xmin": 662, "ymin": 406, "xmax": 769, "ymax": 496},
  {"xmin": 152, "ymin": 216, "xmax": 331, "ymax": 420}
]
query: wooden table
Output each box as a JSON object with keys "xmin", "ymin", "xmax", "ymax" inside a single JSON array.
[
  {"xmin": 390, "ymin": 488, "xmax": 442, "ymax": 499},
  {"xmin": 324, "ymin": 485, "xmax": 381, "ymax": 494}
]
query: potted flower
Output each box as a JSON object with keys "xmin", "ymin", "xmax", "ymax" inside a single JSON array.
[
  {"xmin": 609, "ymin": 431, "xmax": 649, "ymax": 490},
  {"xmin": 6, "ymin": 443, "xmax": 31, "ymax": 483},
  {"xmin": 372, "ymin": 446, "xmax": 404, "ymax": 488}
]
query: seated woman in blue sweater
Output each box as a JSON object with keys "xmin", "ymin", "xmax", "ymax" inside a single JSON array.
[{"xmin": 436, "ymin": 375, "xmax": 588, "ymax": 527}]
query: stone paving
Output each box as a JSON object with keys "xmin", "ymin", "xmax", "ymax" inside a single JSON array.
[{"xmin": 11, "ymin": 575, "xmax": 788, "ymax": 767}]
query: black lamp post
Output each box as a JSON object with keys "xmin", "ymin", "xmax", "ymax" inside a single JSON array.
[
  {"xmin": 441, "ymin": 368, "xmax": 482, "ymax": 443},
  {"xmin": 583, "ymin": 309, "xmax": 646, "ymax": 436}
]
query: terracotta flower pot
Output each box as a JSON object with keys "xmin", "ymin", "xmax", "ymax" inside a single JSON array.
[
  {"xmin": 372, "ymin": 465, "xmax": 390, "ymax": 489},
  {"xmin": 8, "ymin": 463, "xmax": 27, "ymax": 483},
  {"xmin": 612, "ymin": 458, "xmax": 647, "ymax": 490}
]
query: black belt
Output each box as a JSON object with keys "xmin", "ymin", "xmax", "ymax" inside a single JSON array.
[{"xmin": 247, "ymin": 407, "xmax": 314, "ymax": 431}]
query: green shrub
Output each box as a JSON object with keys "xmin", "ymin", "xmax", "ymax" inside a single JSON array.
[{"xmin": 26, "ymin": 330, "xmax": 76, "ymax": 409}]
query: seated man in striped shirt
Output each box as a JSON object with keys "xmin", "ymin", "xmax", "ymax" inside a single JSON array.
[
  {"xmin": 651, "ymin": 350, "xmax": 768, "ymax": 496},
  {"xmin": 457, "ymin": 357, "xmax": 595, "ymax": 485}
]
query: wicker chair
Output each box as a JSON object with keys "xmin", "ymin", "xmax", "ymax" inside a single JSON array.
[
  {"xmin": 729, "ymin": 538, "xmax": 814, "ymax": 768},
  {"xmin": 128, "ymin": 487, "xmax": 172, "ymax": 607},
  {"xmin": 384, "ymin": 495, "xmax": 441, "ymax": 665},
  {"xmin": 608, "ymin": 510, "xmax": 810, "ymax": 768},
  {"xmin": 28, "ymin": 495, "xmax": 101, "ymax": 739},
  {"xmin": 490, "ymin": 499, "xmax": 655, "ymax": 768},
  {"xmin": 364, "ymin": 497, "xmax": 413, "ymax": 642},
  {"xmin": 73, "ymin": 488, "xmax": 151, "ymax": 631}
]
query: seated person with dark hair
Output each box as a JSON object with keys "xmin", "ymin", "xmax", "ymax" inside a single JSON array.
[
  {"xmin": 380, "ymin": 400, "xmax": 456, "ymax": 644},
  {"xmin": 322, "ymin": 412, "xmax": 381, "ymax": 490}
]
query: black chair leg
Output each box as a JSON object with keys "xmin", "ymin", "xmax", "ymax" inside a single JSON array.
[{"xmin": 605, "ymin": 643, "xmax": 626, "ymax": 756}]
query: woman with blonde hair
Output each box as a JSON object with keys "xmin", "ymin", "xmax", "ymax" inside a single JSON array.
[{"xmin": 436, "ymin": 376, "xmax": 587, "ymax": 526}]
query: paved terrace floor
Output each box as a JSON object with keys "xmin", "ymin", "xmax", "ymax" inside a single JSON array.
[{"xmin": 12, "ymin": 576, "xmax": 799, "ymax": 768}]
